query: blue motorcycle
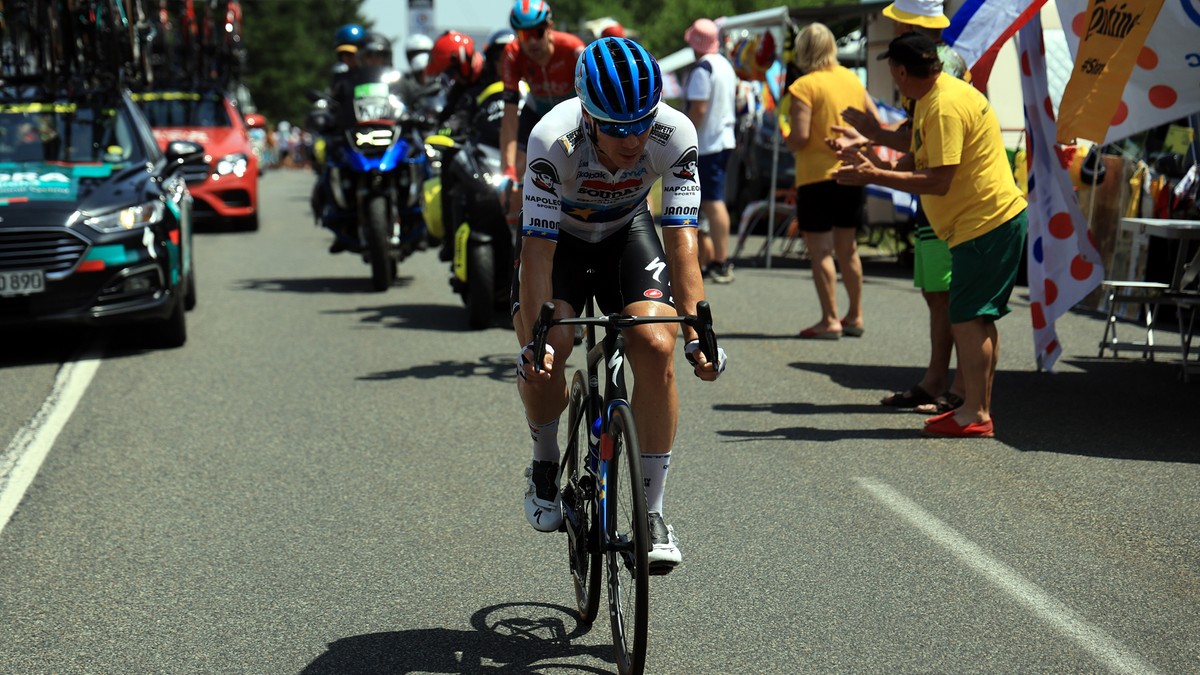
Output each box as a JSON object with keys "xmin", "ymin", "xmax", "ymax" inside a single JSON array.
[{"xmin": 309, "ymin": 67, "xmax": 428, "ymax": 291}]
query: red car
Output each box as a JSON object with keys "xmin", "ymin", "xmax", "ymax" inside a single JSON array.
[{"xmin": 132, "ymin": 89, "xmax": 261, "ymax": 230}]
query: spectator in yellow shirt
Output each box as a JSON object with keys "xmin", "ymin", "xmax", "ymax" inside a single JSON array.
[{"xmin": 834, "ymin": 32, "xmax": 1027, "ymax": 438}]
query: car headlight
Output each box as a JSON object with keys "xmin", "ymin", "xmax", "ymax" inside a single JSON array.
[
  {"xmin": 82, "ymin": 201, "xmax": 165, "ymax": 233},
  {"xmin": 216, "ymin": 153, "xmax": 248, "ymax": 177}
]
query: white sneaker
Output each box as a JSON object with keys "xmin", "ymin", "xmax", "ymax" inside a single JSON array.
[
  {"xmin": 647, "ymin": 512, "xmax": 681, "ymax": 572},
  {"xmin": 523, "ymin": 461, "xmax": 562, "ymax": 532}
]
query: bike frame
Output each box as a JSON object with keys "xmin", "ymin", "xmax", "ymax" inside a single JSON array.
[{"xmin": 534, "ymin": 298, "xmax": 717, "ymax": 562}]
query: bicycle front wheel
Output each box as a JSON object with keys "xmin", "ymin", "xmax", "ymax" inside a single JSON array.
[
  {"xmin": 565, "ymin": 370, "xmax": 601, "ymax": 625},
  {"xmin": 605, "ymin": 401, "xmax": 649, "ymax": 675}
]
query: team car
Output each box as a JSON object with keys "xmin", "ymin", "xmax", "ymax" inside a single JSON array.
[
  {"xmin": 0, "ymin": 86, "xmax": 201, "ymax": 348},
  {"xmin": 132, "ymin": 89, "xmax": 260, "ymax": 230}
]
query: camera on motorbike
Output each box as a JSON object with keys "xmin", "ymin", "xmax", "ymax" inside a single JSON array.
[{"xmin": 306, "ymin": 104, "xmax": 337, "ymax": 134}]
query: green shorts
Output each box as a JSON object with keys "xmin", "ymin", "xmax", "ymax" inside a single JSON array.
[
  {"xmin": 912, "ymin": 211, "xmax": 951, "ymax": 292},
  {"xmin": 948, "ymin": 210, "xmax": 1028, "ymax": 324}
]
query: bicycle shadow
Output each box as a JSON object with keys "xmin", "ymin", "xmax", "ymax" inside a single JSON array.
[
  {"xmin": 237, "ymin": 276, "xmax": 416, "ymax": 295},
  {"xmin": 300, "ymin": 602, "xmax": 612, "ymax": 674}
]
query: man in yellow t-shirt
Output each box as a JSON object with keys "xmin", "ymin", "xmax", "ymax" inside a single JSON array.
[{"xmin": 834, "ymin": 31, "xmax": 1026, "ymax": 439}]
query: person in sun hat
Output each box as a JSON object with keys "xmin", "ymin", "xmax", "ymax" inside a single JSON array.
[
  {"xmin": 683, "ymin": 17, "xmax": 738, "ymax": 284},
  {"xmin": 833, "ymin": 31, "xmax": 1027, "ymax": 439},
  {"xmin": 834, "ymin": 0, "xmax": 970, "ymax": 416}
]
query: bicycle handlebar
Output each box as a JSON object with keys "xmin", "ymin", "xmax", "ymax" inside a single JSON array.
[{"xmin": 531, "ymin": 301, "xmax": 720, "ymax": 374}]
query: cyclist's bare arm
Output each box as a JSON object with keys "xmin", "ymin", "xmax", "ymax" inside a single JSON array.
[
  {"xmin": 661, "ymin": 226, "xmax": 720, "ymax": 381},
  {"xmin": 518, "ymin": 236, "xmax": 559, "ymax": 377},
  {"xmin": 500, "ymin": 103, "xmax": 520, "ymax": 177}
]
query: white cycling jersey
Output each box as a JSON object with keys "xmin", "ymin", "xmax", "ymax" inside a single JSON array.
[{"xmin": 521, "ymin": 98, "xmax": 702, "ymax": 244}]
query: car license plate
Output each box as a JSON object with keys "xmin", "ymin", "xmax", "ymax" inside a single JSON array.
[{"xmin": 0, "ymin": 269, "xmax": 46, "ymax": 296}]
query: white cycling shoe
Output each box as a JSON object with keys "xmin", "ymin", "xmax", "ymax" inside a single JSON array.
[
  {"xmin": 523, "ymin": 460, "xmax": 562, "ymax": 532},
  {"xmin": 648, "ymin": 512, "xmax": 681, "ymax": 573}
]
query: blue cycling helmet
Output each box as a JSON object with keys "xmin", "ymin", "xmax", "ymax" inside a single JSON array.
[
  {"xmin": 575, "ymin": 38, "xmax": 662, "ymax": 129},
  {"xmin": 510, "ymin": 0, "xmax": 552, "ymax": 30},
  {"xmin": 335, "ymin": 24, "xmax": 365, "ymax": 49}
]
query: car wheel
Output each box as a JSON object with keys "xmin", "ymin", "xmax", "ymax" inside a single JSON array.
[
  {"xmin": 184, "ymin": 267, "xmax": 197, "ymax": 311},
  {"xmin": 149, "ymin": 298, "xmax": 187, "ymax": 348},
  {"xmin": 238, "ymin": 212, "xmax": 259, "ymax": 232}
]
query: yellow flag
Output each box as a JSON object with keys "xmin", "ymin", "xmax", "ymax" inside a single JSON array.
[{"xmin": 1055, "ymin": 0, "xmax": 1165, "ymax": 144}]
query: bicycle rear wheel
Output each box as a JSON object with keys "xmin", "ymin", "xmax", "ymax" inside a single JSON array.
[
  {"xmin": 605, "ymin": 401, "xmax": 648, "ymax": 675},
  {"xmin": 564, "ymin": 369, "xmax": 601, "ymax": 625}
]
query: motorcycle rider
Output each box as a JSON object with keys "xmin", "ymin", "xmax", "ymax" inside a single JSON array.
[
  {"xmin": 399, "ymin": 33, "xmax": 442, "ymax": 116},
  {"xmin": 314, "ymin": 24, "xmax": 366, "ymax": 252}
]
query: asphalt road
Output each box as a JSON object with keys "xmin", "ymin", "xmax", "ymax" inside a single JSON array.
[{"xmin": 2, "ymin": 169, "xmax": 1198, "ymax": 674}]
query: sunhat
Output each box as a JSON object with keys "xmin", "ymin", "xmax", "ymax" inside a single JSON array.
[
  {"xmin": 685, "ymin": 18, "xmax": 719, "ymax": 55},
  {"xmin": 882, "ymin": 0, "xmax": 950, "ymax": 30}
]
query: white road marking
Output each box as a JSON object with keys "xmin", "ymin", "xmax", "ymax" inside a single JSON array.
[
  {"xmin": 0, "ymin": 343, "xmax": 103, "ymax": 536},
  {"xmin": 856, "ymin": 477, "xmax": 1161, "ymax": 675}
]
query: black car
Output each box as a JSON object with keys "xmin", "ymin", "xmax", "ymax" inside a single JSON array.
[{"xmin": 0, "ymin": 86, "xmax": 203, "ymax": 347}]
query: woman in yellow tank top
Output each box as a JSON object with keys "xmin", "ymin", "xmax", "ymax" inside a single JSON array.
[{"xmin": 785, "ymin": 23, "xmax": 880, "ymax": 339}]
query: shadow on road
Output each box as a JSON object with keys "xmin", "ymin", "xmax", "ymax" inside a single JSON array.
[
  {"xmin": 772, "ymin": 358, "xmax": 1200, "ymax": 462},
  {"xmin": 301, "ymin": 602, "xmax": 611, "ymax": 674},
  {"xmin": 237, "ymin": 276, "xmax": 416, "ymax": 294},
  {"xmin": 360, "ymin": 353, "xmax": 514, "ymax": 383}
]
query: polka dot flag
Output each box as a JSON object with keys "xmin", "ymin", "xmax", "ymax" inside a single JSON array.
[
  {"xmin": 1057, "ymin": 0, "xmax": 1200, "ymax": 143},
  {"xmin": 1019, "ymin": 13, "xmax": 1106, "ymax": 371}
]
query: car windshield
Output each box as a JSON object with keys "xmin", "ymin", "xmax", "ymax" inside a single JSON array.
[
  {"xmin": 0, "ymin": 98, "xmax": 141, "ymax": 164},
  {"xmin": 134, "ymin": 91, "xmax": 232, "ymax": 128}
]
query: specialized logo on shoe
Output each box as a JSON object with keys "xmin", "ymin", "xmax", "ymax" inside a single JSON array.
[
  {"xmin": 643, "ymin": 289, "xmax": 663, "ymax": 299},
  {"xmin": 529, "ymin": 158, "xmax": 560, "ymax": 196},
  {"xmin": 534, "ymin": 508, "xmax": 544, "ymax": 524},
  {"xmin": 671, "ymin": 146, "xmax": 698, "ymax": 183}
]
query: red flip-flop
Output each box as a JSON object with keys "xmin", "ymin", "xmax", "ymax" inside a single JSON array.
[{"xmin": 923, "ymin": 414, "xmax": 994, "ymax": 438}]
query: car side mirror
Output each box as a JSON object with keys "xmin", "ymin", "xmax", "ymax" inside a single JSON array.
[{"xmin": 165, "ymin": 140, "xmax": 206, "ymax": 166}]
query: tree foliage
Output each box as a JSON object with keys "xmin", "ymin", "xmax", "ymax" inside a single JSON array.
[
  {"xmin": 546, "ymin": 0, "xmax": 839, "ymax": 60},
  {"xmin": 240, "ymin": 0, "xmax": 370, "ymax": 127}
]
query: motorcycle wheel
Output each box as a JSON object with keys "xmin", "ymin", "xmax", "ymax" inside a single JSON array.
[
  {"xmin": 365, "ymin": 195, "xmax": 395, "ymax": 292},
  {"xmin": 466, "ymin": 243, "xmax": 495, "ymax": 330}
]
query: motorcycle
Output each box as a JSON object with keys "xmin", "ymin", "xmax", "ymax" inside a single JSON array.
[
  {"xmin": 307, "ymin": 67, "xmax": 429, "ymax": 291},
  {"xmin": 424, "ymin": 131, "xmax": 516, "ymax": 329}
]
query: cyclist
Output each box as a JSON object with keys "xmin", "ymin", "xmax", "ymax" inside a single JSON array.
[
  {"xmin": 399, "ymin": 33, "xmax": 442, "ymax": 115},
  {"xmin": 514, "ymin": 37, "xmax": 728, "ymax": 572},
  {"xmin": 498, "ymin": 0, "xmax": 584, "ymax": 216}
]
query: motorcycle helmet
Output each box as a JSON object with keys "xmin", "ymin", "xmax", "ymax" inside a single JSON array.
[
  {"xmin": 575, "ymin": 37, "xmax": 661, "ymax": 133},
  {"xmin": 335, "ymin": 23, "xmax": 365, "ymax": 51},
  {"xmin": 405, "ymin": 32, "xmax": 434, "ymax": 65},
  {"xmin": 485, "ymin": 28, "xmax": 516, "ymax": 63},
  {"xmin": 427, "ymin": 31, "xmax": 478, "ymax": 79},
  {"xmin": 361, "ymin": 32, "xmax": 393, "ymax": 65},
  {"xmin": 510, "ymin": 0, "xmax": 552, "ymax": 30}
]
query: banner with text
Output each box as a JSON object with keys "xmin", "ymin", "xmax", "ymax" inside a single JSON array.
[{"xmin": 1055, "ymin": 0, "xmax": 1166, "ymax": 143}]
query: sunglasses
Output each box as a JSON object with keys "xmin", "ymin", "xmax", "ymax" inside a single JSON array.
[
  {"xmin": 594, "ymin": 110, "xmax": 657, "ymax": 139},
  {"xmin": 518, "ymin": 27, "xmax": 548, "ymax": 41}
]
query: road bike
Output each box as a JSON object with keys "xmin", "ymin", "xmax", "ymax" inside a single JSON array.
[{"xmin": 529, "ymin": 298, "xmax": 719, "ymax": 675}]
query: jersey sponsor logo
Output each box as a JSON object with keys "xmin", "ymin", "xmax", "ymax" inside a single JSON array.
[
  {"xmin": 662, "ymin": 206, "xmax": 698, "ymax": 218},
  {"xmin": 579, "ymin": 177, "xmax": 643, "ymax": 200},
  {"xmin": 648, "ymin": 122, "xmax": 675, "ymax": 146},
  {"xmin": 665, "ymin": 184, "xmax": 701, "ymax": 194},
  {"xmin": 558, "ymin": 126, "xmax": 584, "ymax": 155},
  {"xmin": 671, "ymin": 147, "xmax": 699, "ymax": 183},
  {"xmin": 528, "ymin": 158, "xmax": 561, "ymax": 196},
  {"xmin": 526, "ymin": 194, "xmax": 558, "ymax": 207},
  {"xmin": 526, "ymin": 217, "xmax": 558, "ymax": 232},
  {"xmin": 643, "ymin": 289, "xmax": 663, "ymax": 299}
]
